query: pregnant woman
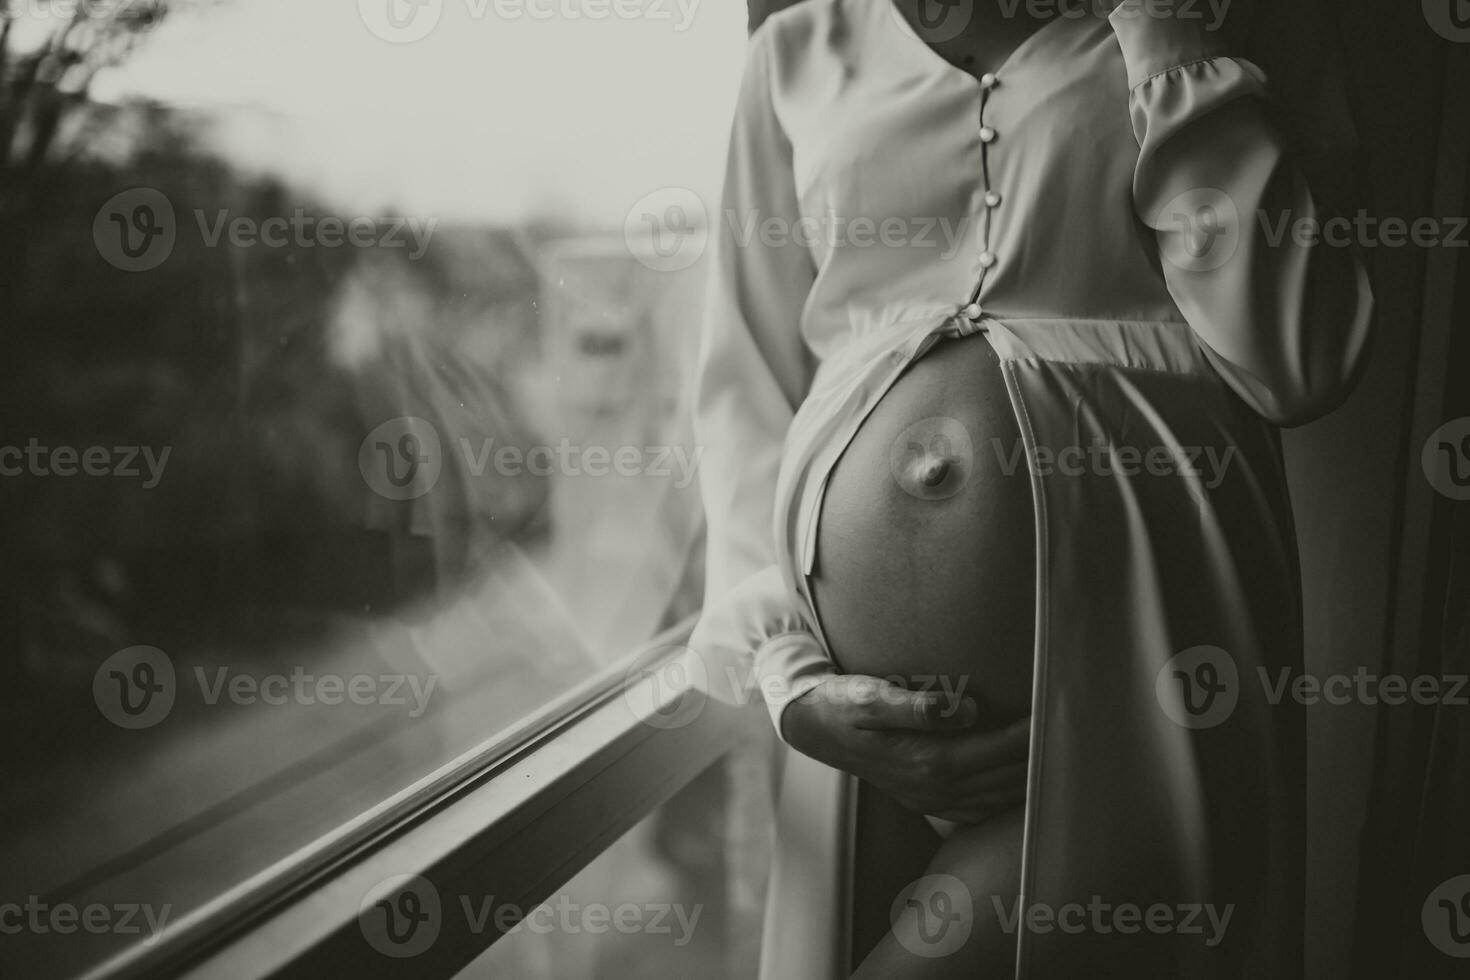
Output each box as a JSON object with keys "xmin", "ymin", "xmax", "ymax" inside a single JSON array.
[{"xmin": 690, "ymin": 0, "xmax": 1372, "ymax": 976}]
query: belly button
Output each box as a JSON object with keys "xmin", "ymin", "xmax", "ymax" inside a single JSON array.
[
  {"xmin": 888, "ymin": 417, "xmax": 975, "ymax": 501},
  {"xmin": 915, "ymin": 457, "xmax": 952, "ymax": 487}
]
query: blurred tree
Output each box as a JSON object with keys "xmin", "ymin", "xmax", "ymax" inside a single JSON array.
[{"xmin": 0, "ymin": 0, "xmax": 217, "ymax": 170}]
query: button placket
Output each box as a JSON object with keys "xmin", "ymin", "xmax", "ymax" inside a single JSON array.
[{"xmin": 960, "ymin": 72, "xmax": 1001, "ymax": 324}]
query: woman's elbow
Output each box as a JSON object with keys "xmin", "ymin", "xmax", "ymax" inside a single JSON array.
[
  {"xmin": 1260, "ymin": 373, "xmax": 1363, "ymax": 428},
  {"xmin": 1259, "ymin": 289, "xmax": 1376, "ymax": 427},
  {"xmin": 1208, "ymin": 278, "xmax": 1375, "ymax": 427}
]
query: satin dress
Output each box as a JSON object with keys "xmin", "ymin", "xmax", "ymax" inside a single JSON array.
[{"xmin": 689, "ymin": 1, "xmax": 1373, "ymax": 976}]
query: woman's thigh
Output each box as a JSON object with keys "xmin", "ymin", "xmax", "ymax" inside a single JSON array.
[
  {"xmin": 851, "ymin": 805, "xmax": 1026, "ymax": 979},
  {"xmin": 810, "ymin": 333, "xmax": 1036, "ymax": 722}
]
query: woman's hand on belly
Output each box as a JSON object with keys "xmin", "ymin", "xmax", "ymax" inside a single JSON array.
[{"xmin": 782, "ymin": 674, "xmax": 1030, "ymax": 825}]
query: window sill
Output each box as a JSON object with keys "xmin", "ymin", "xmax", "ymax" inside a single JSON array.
[{"xmin": 90, "ymin": 623, "xmax": 768, "ymax": 980}]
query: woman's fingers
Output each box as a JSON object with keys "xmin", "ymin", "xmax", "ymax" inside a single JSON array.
[
  {"xmin": 946, "ymin": 714, "xmax": 1032, "ymax": 771},
  {"xmin": 835, "ymin": 676, "xmax": 979, "ymax": 732},
  {"xmin": 871, "ymin": 749, "xmax": 1027, "ymax": 818},
  {"xmin": 870, "ymin": 718, "xmax": 1030, "ymax": 814},
  {"xmin": 782, "ymin": 676, "xmax": 1032, "ymax": 817},
  {"xmin": 951, "ymin": 760, "xmax": 1030, "ymax": 795}
]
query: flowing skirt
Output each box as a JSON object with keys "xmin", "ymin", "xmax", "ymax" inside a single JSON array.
[{"xmin": 760, "ymin": 316, "xmax": 1305, "ymax": 979}]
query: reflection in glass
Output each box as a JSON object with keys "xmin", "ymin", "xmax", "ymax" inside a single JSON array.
[{"xmin": 0, "ymin": 1, "xmax": 743, "ymax": 975}]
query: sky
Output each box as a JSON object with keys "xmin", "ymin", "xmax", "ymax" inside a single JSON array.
[{"xmin": 83, "ymin": 0, "xmax": 747, "ymax": 226}]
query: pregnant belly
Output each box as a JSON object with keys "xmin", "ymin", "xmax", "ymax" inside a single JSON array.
[{"xmin": 810, "ymin": 333, "xmax": 1036, "ymax": 724}]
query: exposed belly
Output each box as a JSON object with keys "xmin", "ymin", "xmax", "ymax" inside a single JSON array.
[{"xmin": 810, "ymin": 332, "xmax": 1036, "ymax": 723}]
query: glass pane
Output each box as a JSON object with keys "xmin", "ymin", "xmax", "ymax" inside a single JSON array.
[
  {"xmin": 455, "ymin": 743, "xmax": 776, "ymax": 980},
  {"xmin": 0, "ymin": 2, "xmax": 745, "ymax": 976}
]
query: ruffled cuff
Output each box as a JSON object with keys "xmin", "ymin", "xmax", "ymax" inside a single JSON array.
[
  {"xmin": 689, "ymin": 564, "xmax": 836, "ymax": 743},
  {"xmin": 752, "ymin": 631, "xmax": 835, "ymax": 740},
  {"xmin": 1109, "ymin": 1, "xmax": 1269, "ymax": 154},
  {"xmin": 1108, "ymin": 0, "xmax": 1229, "ymax": 88}
]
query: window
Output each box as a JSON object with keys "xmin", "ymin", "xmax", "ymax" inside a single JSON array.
[
  {"xmin": 0, "ymin": 2, "xmax": 755, "ymax": 976},
  {"xmin": 455, "ymin": 751, "xmax": 774, "ymax": 980}
]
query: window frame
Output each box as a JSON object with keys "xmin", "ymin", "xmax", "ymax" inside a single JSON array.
[{"xmin": 80, "ymin": 617, "xmax": 767, "ymax": 980}]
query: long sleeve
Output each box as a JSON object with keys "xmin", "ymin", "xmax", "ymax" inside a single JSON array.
[
  {"xmin": 1111, "ymin": 0, "xmax": 1374, "ymax": 427},
  {"xmin": 689, "ymin": 25, "xmax": 834, "ymax": 739}
]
